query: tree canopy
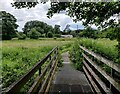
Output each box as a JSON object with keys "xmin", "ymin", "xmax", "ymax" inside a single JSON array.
[
  {"xmin": 12, "ymin": 1, "xmax": 120, "ymax": 28},
  {"xmin": 1, "ymin": 11, "xmax": 18, "ymax": 40},
  {"xmin": 23, "ymin": 20, "xmax": 54, "ymax": 35}
]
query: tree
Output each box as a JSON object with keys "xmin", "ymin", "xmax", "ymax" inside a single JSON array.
[
  {"xmin": 23, "ymin": 20, "xmax": 54, "ymax": 36},
  {"xmin": 17, "ymin": 32, "xmax": 26, "ymax": 40},
  {"xmin": 1, "ymin": 11, "xmax": 18, "ymax": 40},
  {"xmin": 11, "ymin": 1, "xmax": 120, "ymax": 28},
  {"xmin": 79, "ymin": 27, "xmax": 97, "ymax": 38},
  {"xmin": 47, "ymin": 32, "xmax": 53, "ymax": 38},
  {"xmin": 54, "ymin": 25, "xmax": 60, "ymax": 34},
  {"xmin": 28, "ymin": 28, "xmax": 41, "ymax": 39}
]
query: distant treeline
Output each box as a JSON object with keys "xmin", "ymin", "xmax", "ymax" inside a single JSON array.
[{"xmin": 1, "ymin": 11, "xmax": 119, "ymax": 40}]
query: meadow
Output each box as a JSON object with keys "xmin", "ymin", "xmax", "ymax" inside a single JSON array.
[
  {"xmin": 1, "ymin": 37, "xmax": 119, "ymax": 91},
  {"xmin": 1, "ymin": 38, "xmax": 74, "ymax": 89}
]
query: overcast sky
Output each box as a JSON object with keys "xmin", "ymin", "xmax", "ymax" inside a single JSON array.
[{"xmin": 0, "ymin": 0, "xmax": 98, "ymax": 31}]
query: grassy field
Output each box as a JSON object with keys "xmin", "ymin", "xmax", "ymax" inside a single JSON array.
[
  {"xmin": 1, "ymin": 37, "xmax": 119, "ymax": 90},
  {"xmin": 1, "ymin": 38, "xmax": 74, "ymax": 89}
]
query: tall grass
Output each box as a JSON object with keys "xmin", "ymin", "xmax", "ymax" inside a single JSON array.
[
  {"xmin": 1, "ymin": 39, "xmax": 74, "ymax": 90},
  {"xmin": 79, "ymin": 38, "xmax": 118, "ymax": 63}
]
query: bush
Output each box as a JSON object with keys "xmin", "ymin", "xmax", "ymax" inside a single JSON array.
[
  {"xmin": 17, "ymin": 32, "xmax": 26, "ymax": 40},
  {"xmin": 53, "ymin": 37, "xmax": 57, "ymax": 40},
  {"xmin": 28, "ymin": 28, "xmax": 41, "ymax": 39},
  {"xmin": 47, "ymin": 32, "xmax": 53, "ymax": 38},
  {"xmin": 69, "ymin": 41, "xmax": 83, "ymax": 71},
  {"xmin": 54, "ymin": 34, "xmax": 61, "ymax": 38}
]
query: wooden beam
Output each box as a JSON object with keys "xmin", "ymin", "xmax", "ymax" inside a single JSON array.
[
  {"xmin": 83, "ymin": 60, "xmax": 112, "ymax": 94},
  {"xmin": 28, "ymin": 54, "xmax": 57, "ymax": 93},
  {"xmin": 83, "ymin": 53, "xmax": 120, "ymax": 92},
  {"xmin": 5, "ymin": 46, "xmax": 58, "ymax": 93},
  {"xmin": 80, "ymin": 45, "xmax": 120, "ymax": 73},
  {"xmin": 83, "ymin": 66, "xmax": 101, "ymax": 94}
]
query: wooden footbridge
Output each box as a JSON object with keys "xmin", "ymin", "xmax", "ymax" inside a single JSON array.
[{"xmin": 3, "ymin": 46, "xmax": 120, "ymax": 94}]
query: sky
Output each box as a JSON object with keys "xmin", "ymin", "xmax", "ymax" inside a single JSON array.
[{"xmin": 0, "ymin": 0, "xmax": 97, "ymax": 31}]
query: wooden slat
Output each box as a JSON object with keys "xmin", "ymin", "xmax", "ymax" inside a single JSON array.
[
  {"xmin": 5, "ymin": 46, "xmax": 58, "ymax": 93},
  {"xmin": 83, "ymin": 53, "xmax": 120, "ymax": 92},
  {"xmin": 28, "ymin": 54, "xmax": 57, "ymax": 93},
  {"xmin": 83, "ymin": 66, "xmax": 101, "ymax": 94},
  {"xmin": 80, "ymin": 45, "xmax": 120, "ymax": 73},
  {"xmin": 45, "ymin": 59, "xmax": 58, "ymax": 93},
  {"xmin": 38, "ymin": 58, "xmax": 58, "ymax": 93},
  {"xmin": 83, "ymin": 60, "xmax": 112, "ymax": 94}
]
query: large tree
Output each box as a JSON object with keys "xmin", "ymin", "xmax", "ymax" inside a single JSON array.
[
  {"xmin": 0, "ymin": 11, "xmax": 18, "ymax": 40},
  {"xmin": 54, "ymin": 25, "xmax": 60, "ymax": 34},
  {"xmin": 23, "ymin": 20, "xmax": 54, "ymax": 36}
]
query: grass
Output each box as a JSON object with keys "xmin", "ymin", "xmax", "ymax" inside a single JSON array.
[
  {"xmin": 1, "ymin": 38, "xmax": 74, "ymax": 90},
  {"xmin": 79, "ymin": 38, "xmax": 118, "ymax": 63},
  {"xmin": 2, "ymin": 38, "xmax": 74, "ymax": 48}
]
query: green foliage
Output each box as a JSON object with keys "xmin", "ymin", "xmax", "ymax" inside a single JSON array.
[
  {"xmin": 47, "ymin": 32, "xmax": 53, "ymax": 38},
  {"xmin": 59, "ymin": 43, "xmax": 72, "ymax": 53},
  {"xmin": 54, "ymin": 25, "xmax": 60, "ymax": 34},
  {"xmin": 53, "ymin": 37, "xmax": 57, "ymax": 40},
  {"xmin": 23, "ymin": 20, "xmax": 54, "ymax": 36},
  {"xmin": 17, "ymin": 32, "xmax": 26, "ymax": 40},
  {"xmin": 2, "ymin": 39, "xmax": 74, "ymax": 90},
  {"xmin": 1, "ymin": 11, "xmax": 18, "ymax": 40},
  {"xmin": 2, "ymin": 46, "xmax": 52, "ymax": 89},
  {"xmin": 69, "ymin": 41, "xmax": 83, "ymax": 71},
  {"xmin": 54, "ymin": 34, "xmax": 61, "ymax": 38},
  {"xmin": 79, "ymin": 38, "xmax": 118, "ymax": 63},
  {"xmin": 106, "ymin": 28, "xmax": 117, "ymax": 40},
  {"xmin": 57, "ymin": 52, "xmax": 63, "ymax": 67},
  {"xmin": 78, "ymin": 27, "xmax": 97, "ymax": 39},
  {"xmin": 28, "ymin": 28, "xmax": 41, "ymax": 39}
]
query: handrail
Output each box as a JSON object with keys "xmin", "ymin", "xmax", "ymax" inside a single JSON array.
[
  {"xmin": 80, "ymin": 45, "xmax": 120, "ymax": 93},
  {"xmin": 80, "ymin": 45, "xmax": 120, "ymax": 73},
  {"xmin": 4, "ymin": 46, "xmax": 58, "ymax": 93}
]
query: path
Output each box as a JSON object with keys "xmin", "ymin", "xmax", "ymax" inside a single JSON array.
[{"xmin": 50, "ymin": 52, "xmax": 93, "ymax": 93}]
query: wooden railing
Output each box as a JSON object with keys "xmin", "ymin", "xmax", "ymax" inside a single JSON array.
[
  {"xmin": 4, "ymin": 46, "xmax": 59, "ymax": 94},
  {"xmin": 80, "ymin": 45, "xmax": 120, "ymax": 94}
]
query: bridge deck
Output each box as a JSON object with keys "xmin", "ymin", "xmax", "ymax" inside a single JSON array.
[{"xmin": 49, "ymin": 52, "xmax": 94, "ymax": 93}]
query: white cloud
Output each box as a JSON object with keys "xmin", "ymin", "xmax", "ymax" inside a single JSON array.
[{"xmin": 0, "ymin": 0, "xmax": 84, "ymax": 31}]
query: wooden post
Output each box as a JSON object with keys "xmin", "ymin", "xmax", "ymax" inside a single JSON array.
[
  {"xmin": 39, "ymin": 67, "xmax": 41, "ymax": 75},
  {"xmin": 110, "ymin": 68, "xmax": 115, "ymax": 90},
  {"xmin": 54, "ymin": 50, "xmax": 56, "ymax": 60},
  {"xmin": 49, "ymin": 55, "xmax": 52, "ymax": 68}
]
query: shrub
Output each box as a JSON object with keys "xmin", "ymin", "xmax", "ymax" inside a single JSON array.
[
  {"xmin": 47, "ymin": 32, "xmax": 53, "ymax": 38},
  {"xmin": 53, "ymin": 37, "xmax": 57, "ymax": 40},
  {"xmin": 69, "ymin": 41, "xmax": 83, "ymax": 71},
  {"xmin": 54, "ymin": 34, "xmax": 61, "ymax": 38},
  {"xmin": 17, "ymin": 32, "xmax": 26, "ymax": 40},
  {"xmin": 28, "ymin": 28, "xmax": 41, "ymax": 39}
]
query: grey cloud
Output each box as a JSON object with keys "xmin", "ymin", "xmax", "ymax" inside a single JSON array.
[{"xmin": 1, "ymin": 0, "xmax": 85, "ymax": 31}]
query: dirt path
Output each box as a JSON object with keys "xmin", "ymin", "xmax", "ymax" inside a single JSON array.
[{"xmin": 50, "ymin": 52, "xmax": 93, "ymax": 93}]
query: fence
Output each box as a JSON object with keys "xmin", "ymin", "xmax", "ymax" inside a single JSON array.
[
  {"xmin": 4, "ymin": 46, "xmax": 59, "ymax": 94},
  {"xmin": 80, "ymin": 45, "xmax": 120, "ymax": 94}
]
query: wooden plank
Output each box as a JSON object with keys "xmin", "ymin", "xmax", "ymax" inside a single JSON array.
[
  {"xmin": 83, "ymin": 66, "xmax": 101, "ymax": 94},
  {"xmin": 5, "ymin": 46, "xmax": 58, "ymax": 93},
  {"xmin": 28, "ymin": 54, "xmax": 57, "ymax": 93},
  {"xmin": 38, "ymin": 58, "xmax": 58, "ymax": 93},
  {"xmin": 83, "ymin": 60, "xmax": 112, "ymax": 94},
  {"xmin": 80, "ymin": 45, "xmax": 120, "ymax": 73},
  {"xmin": 83, "ymin": 53, "xmax": 120, "ymax": 92},
  {"xmin": 45, "ymin": 59, "xmax": 58, "ymax": 93}
]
